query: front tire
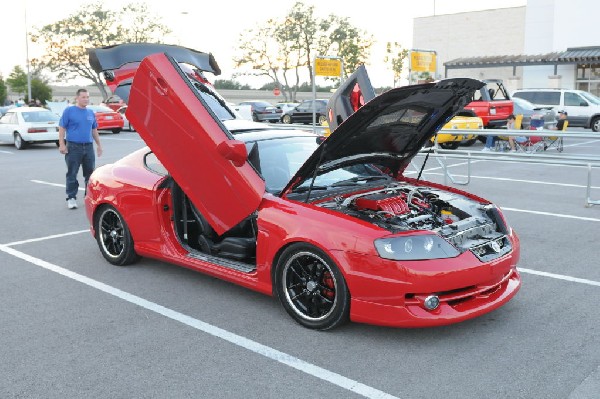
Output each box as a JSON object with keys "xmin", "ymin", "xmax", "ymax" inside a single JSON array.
[
  {"xmin": 275, "ymin": 244, "xmax": 349, "ymax": 330},
  {"xmin": 440, "ymin": 142, "xmax": 460, "ymax": 150},
  {"xmin": 14, "ymin": 132, "xmax": 27, "ymax": 150},
  {"xmin": 281, "ymin": 114, "xmax": 292, "ymax": 124},
  {"xmin": 112, "ymin": 128, "xmax": 121, "ymax": 134},
  {"xmin": 95, "ymin": 205, "xmax": 140, "ymax": 266}
]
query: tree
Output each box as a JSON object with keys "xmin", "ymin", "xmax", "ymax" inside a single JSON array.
[
  {"xmin": 6, "ymin": 66, "xmax": 28, "ymax": 95},
  {"xmin": 213, "ymin": 79, "xmax": 251, "ymax": 90},
  {"xmin": 0, "ymin": 75, "xmax": 7, "ymax": 105},
  {"xmin": 322, "ymin": 16, "xmax": 374, "ymax": 79},
  {"xmin": 384, "ymin": 42, "xmax": 409, "ymax": 87},
  {"xmin": 31, "ymin": 2, "xmax": 170, "ymax": 100},
  {"xmin": 234, "ymin": 1, "xmax": 374, "ymax": 100},
  {"xmin": 5, "ymin": 66, "xmax": 53, "ymax": 104}
]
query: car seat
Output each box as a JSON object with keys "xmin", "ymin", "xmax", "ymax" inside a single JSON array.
[{"xmin": 189, "ymin": 200, "xmax": 256, "ymax": 262}]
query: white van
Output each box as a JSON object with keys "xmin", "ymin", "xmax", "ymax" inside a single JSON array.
[{"xmin": 512, "ymin": 88, "xmax": 600, "ymax": 131}]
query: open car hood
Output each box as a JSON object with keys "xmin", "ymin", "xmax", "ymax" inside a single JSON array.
[
  {"xmin": 283, "ymin": 77, "xmax": 484, "ymax": 194},
  {"xmin": 88, "ymin": 43, "xmax": 221, "ymax": 104}
]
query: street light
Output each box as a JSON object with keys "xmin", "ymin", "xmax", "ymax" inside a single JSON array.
[{"xmin": 24, "ymin": 1, "xmax": 32, "ymax": 102}]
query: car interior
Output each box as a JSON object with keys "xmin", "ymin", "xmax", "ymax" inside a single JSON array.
[{"xmin": 171, "ymin": 182, "xmax": 258, "ymax": 267}]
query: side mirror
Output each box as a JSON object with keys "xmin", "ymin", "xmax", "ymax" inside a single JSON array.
[{"xmin": 217, "ymin": 140, "xmax": 247, "ymax": 167}]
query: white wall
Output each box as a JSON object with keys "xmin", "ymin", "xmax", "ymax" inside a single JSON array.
[
  {"xmin": 523, "ymin": 0, "xmax": 600, "ymax": 88},
  {"xmin": 413, "ymin": 7, "xmax": 526, "ymax": 80}
]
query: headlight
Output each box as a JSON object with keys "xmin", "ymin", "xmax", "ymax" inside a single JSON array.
[{"xmin": 374, "ymin": 235, "xmax": 460, "ymax": 260}]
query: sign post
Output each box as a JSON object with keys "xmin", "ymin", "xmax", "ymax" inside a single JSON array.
[{"xmin": 312, "ymin": 56, "xmax": 343, "ymax": 132}]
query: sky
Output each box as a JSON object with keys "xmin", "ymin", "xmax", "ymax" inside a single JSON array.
[{"xmin": 4, "ymin": 0, "xmax": 526, "ymax": 89}]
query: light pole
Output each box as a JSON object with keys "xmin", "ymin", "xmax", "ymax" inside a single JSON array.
[{"xmin": 24, "ymin": 1, "xmax": 32, "ymax": 102}]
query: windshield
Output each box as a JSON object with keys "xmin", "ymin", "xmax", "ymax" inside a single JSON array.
[
  {"xmin": 247, "ymin": 136, "xmax": 318, "ymax": 193},
  {"xmin": 88, "ymin": 105, "xmax": 114, "ymax": 113},
  {"xmin": 512, "ymin": 97, "xmax": 535, "ymax": 111},
  {"xmin": 246, "ymin": 136, "xmax": 389, "ymax": 195},
  {"xmin": 580, "ymin": 91, "xmax": 600, "ymax": 105},
  {"xmin": 21, "ymin": 111, "xmax": 60, "ymax": 122}
]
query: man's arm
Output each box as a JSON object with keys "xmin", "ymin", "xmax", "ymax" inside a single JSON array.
[
  {"xmin": 58, "ymin": 126, "xmax": 67, "ymax": 154},
  {"xmin": 92, "ymin": 128, "xmax": 102, "ymax": 157}
]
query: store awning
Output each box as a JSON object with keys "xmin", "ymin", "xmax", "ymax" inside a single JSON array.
[
  {"xmin": 559, "ymin": 46, "xmax": 600, "ymax": 62},
  {"xmin": 444, "ymin": 46, "xmax": 600, "ymax": 77}
]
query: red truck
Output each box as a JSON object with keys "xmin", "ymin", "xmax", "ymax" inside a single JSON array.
[{"xmin": 464, "ymin": 79, "xmax": 514, "ymax": 128}]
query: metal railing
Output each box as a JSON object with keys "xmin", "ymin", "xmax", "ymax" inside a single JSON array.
[{"xmin": 414, "ymin": 128, "xmax": 600, "ymax": 207}]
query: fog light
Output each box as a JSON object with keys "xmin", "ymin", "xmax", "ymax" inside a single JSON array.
[{"xmin": 424, "ymin": 295, "xmax": 440, "ymax": 310}]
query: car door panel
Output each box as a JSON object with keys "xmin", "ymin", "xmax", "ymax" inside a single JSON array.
[
  {"xmin": 128, "ymin": 53, "xmax": 265, "ymax": 235},
  {"xmin": 326, "ymin": 65, "xmax": 376, "ymax": 131}
]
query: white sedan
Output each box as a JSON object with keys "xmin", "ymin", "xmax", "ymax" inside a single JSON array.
[{"xmin": 0, "ymin": 107, "xmax": 60, "ymax": 150}]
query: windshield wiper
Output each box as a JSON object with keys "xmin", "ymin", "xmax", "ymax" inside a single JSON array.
[{"xmin": 331, "ymin": 176, "xmax": 390, "ymax": 187}]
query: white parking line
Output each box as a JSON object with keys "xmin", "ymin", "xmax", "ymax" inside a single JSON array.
[
  {"xmin": 0, "ymin": 243, "xmax": 399, "ymax": 399},
  {"xmin": 6, "ymin": 230, "xmax": 89, "ymax": 247},
  {"xmin": 502, "ymin": 207, "xmax": 600, "ymax": 222},
  {"xmin": 31, "ymin": 179, "xmax": 84, "ymax": 191},
  {"xmin": 518, "ymin": 268, "xmax": 600, "ymax": 287}
]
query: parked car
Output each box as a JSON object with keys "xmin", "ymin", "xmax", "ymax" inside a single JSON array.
[
  {"xmin": 432, "ymin": 114, "xmax": 484, "ymax": 149},
  {"xmin": 116, "ymin": 106, "xmax": 134, "ymax": 131},
  {"xmin": 281, "ymin": 99, "xmax": 328, "ymax": 124},
  {"xmin": 85, "ymin": 44, "xmax": 521, "ymax": 330},
  {"xmin": 238, "ymin": 100, "xmax": 282, "ymax": 122},
  {"xmin": 275, "ymin": 102, "xmax": 299, "ymax": 115},
  {"xmin": 464, "ymin": 79, "xmax": 514, "ymax": 129},
  {"xmin": 512, "ymin": 97, "xmax": 557, "ymax": 130},
  {"xmin": 512, "ymin": 88, "xmax": 600, "ymax": 131},
  {"xmin": 87, "ymin": 105, "xmax": 124, "ymax": 134},
  {"xmin": 0, "ymin": 107, "xmax": 59, "ymax": 149},
  {"xmin": 0, "ymin": 105, "xmax": 15, "ymax": 116}
]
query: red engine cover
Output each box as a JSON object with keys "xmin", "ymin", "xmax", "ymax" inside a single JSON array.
[{"xmin": 355, "ymin": 194, "xmax": 409, "ymax": 215}]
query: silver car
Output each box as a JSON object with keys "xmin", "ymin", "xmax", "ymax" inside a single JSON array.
[{"xmin": 512, "ymin": 97, "xmax": 557, "ymax": 129}]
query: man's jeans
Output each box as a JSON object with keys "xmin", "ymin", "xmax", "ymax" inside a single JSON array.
[{"xmin": 65, "ymin": 142, "xmax": 95, "ymax": 200}]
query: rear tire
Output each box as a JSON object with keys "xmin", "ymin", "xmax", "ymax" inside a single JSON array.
[
  {"xmin": 112, "ymin": 128, "xmax": 121, "ymax": 134},
  {"xmin": 591, "ymin": 116, "xmax": 600, "ymax": 132},
  {"xmin": 14, "ymin": 132, "xmax": 27, "ymax": 150}
]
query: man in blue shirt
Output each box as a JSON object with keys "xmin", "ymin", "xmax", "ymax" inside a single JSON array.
[{"xmin": 58, "ymin": 88, "xmax": 103, "ymax": 209}]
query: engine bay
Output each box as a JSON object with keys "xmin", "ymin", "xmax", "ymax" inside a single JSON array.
[{"xmin": 316, "ymin": 182, "xmax": 511, "ymax": 259}]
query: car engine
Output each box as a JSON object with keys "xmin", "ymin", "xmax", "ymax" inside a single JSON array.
[{"xmin": 316, "ymin": 182, "xmax": 511, "ymax": 259}]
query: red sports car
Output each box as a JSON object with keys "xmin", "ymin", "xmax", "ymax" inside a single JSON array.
[
  {"xmin": 88, "ymin": 105, "xmax": 124, "ymax": 134},
  {"xmin": 85, "ymin": 44, "xmax": 520, "ymax": 330}
]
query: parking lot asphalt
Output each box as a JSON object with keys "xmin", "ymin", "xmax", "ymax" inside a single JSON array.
[{"xmin": 1, "ymin": 128, "xmax": 599, "ymax": 399}]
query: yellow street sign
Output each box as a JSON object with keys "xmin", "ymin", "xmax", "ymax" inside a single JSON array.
[
  {"xmin": 410, "ymin": 51, "xmax": 436, "ymax": 73},
  {"xmin": 315, "ymin": 58, "xmax": 342, "ymax": 77}
]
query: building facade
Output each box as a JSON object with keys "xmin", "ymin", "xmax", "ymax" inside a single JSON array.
[{"xmin": 413, "ymin": 0, "xmax": 600, "ymax": 96}]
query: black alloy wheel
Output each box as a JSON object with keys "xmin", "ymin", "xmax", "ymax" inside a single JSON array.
[
  {"xmin": 275, "ymin": 244, "xmax": 349, "ymax": 330},
  {"xmin": 95, "ymin": 205, "xmax": 140, "ymax": 266}
]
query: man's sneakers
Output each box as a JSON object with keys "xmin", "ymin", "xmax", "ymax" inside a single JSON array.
[
  {"xmin": 67, "ymin": 198, "xmax": 78, "ymax": 209},
  {"xmin": 481, "ymin": 147, "xmax": 492, "ymax": 152}
]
